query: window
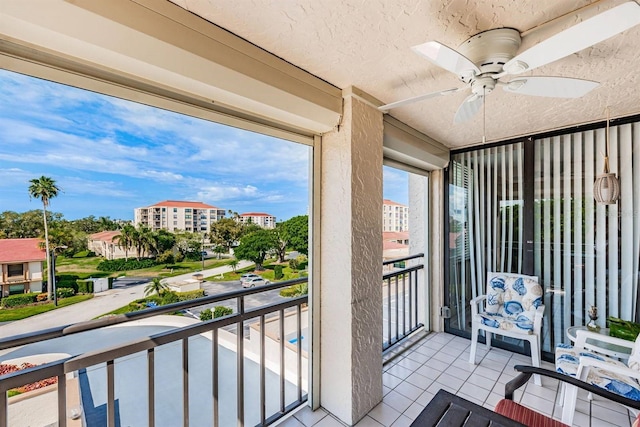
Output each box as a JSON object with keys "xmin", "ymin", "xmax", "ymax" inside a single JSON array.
[
  {"xmin": 173, "ymin": 208, "xmax": 178, "ymax": 212},
  {"xmin": 7, "ymin": 263, "xmax": 24, "ymax": 277}
]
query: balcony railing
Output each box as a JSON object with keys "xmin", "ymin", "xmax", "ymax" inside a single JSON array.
[
  {"xmin": 0, "ymin": 278, "xmax": 308, "ymax": 427},
  {"xmin": 2, "ymin": 256, "xmax": 426, "ymax": 426},
  {"xmin": 382, "ymin": 253, "xmax": 425, "ymax": 351}
]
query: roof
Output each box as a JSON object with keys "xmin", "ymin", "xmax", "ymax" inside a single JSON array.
[
  {"xmin": 89, "ymin": 231, "xmax": 121, "ymax": 241},
  {"xmin": 383, "ymin": 241, "xmax": 409, "ymax": 251},
  {"xmin": 383, "ymin": 199, "xmax": 407, "ymax": 207},
  {"xmin": 0, "ymin": 238, "xmax": 46, "ymax": 263},
  {"xmin": 383, "ymin": 231, "xmax": 409, "ymax": 241},
  {"xmin": 145, "ymin": 200, "xmax": 221, "ymax": 209},
  {"xmin": 240, "ymin": 212, "xmax": 273, "ymax": 217}
]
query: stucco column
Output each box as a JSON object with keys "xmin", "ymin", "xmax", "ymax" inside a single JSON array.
[{"xmin": 319, "ymin": 90, "xmax": 383, "ymax": 425}]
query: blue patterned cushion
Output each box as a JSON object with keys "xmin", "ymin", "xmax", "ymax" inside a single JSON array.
[
  {"xmin": 483, "ymin": 273, "xmax": 541, "ymax": 334},
  {"xmin": 555, "ymin": 344, "xmax": 640, "ymax": 401}
]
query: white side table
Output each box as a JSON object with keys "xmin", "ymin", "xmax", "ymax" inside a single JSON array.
[{"xmin": 566, "ymin": 326, "xmax": 631, "ymax": 359}]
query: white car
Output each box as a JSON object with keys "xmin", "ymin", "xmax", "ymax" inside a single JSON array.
[
  {"xmin": 240, "ymin": 273, "xmax": 261, "ymax": 283},
  {"xmin": 242, "ymin": 277, "xmax": 271, "ymax": 288}
]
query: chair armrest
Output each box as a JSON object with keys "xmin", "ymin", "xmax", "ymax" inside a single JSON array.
[
  {"xmin": 506, "ymin": 365, "xmax": 640, "ymax": 410},
  {"xmin": 575, "ymin": 329, "xmax": 636, "ymax": 351},
  {"xmin": 469, "ymin": 295, "xmax": 486, "ymax": 317},
  {"xmin": 533, "ymin": 305, "xmax": 545, "ymax": 332}
]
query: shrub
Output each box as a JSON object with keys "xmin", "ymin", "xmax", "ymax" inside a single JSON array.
[
  {"xmin": 288, "ymin": 258, "xmax": 299, "ymax": 271},
  {"xmin": 177, "ymin": 290, "xmax": 205, "ymax": 301},
  {"xmin": 156, "ymin": 250, "xmax": 175, "ymax": 265},
  {"xmin": 56, "ymin": 287, "xmax": 75, "ymax": 298},
  {"xmin": 161, "ymin": 291, "xmax": 179, "ymax": 305},
  {"xmin": 279, "ymin": 283, "xmax": 308, "ymax": 298},
  {"xmin": 175, "ymin": 252, "xmax": 185, "ymax": 263},
  {"xmin": 274, "ymin": 265, "xmax": 283, "ymax": 280},
  {"xmin": 213, "ymin": 306, "xmax": 233, "ymax": 318},
  {"xmin": 1, "ymin": 293, "xmax": 39, "ymax": 308},
  {"xmin": 76, "ymin": 279, "xmax": 94, "ymax": 293},
  {"xmin": 200, "ymin": 309, "xmax": 212, "ymax": 321},
  {"xmin": 96, "ymin": 258, "xmax": 157, "ymax": 272}
]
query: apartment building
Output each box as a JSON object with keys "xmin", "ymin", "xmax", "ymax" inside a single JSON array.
[
  {"xmin": 238, "ymin": 212, "xmax": 276, "ymax": 229},
  {"xmin": 134, "ymin": 200, "xmax": 226, "ymax": 232},
  {"xmin": 0, "ymin": 238, "xmax": 46, "ymax": 297},
  {"xmin": 382, "ymin": 199, "xmax": 408, "ymax": 232}
]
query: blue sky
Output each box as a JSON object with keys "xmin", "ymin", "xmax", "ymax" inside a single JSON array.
[{"xmin": 0, "ymin": 69, "xmax": 407, "ymax": 222}]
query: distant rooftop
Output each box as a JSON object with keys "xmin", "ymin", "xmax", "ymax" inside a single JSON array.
[
  {"xmin": 145, "ymin": 200, "xmax": 221, "ymax": 209},
  {"xmin": 383, "ymin": 231, "xmax": 409, "ymax": 241},
  {"xmin": 383, "ymin": 199, "xmax": 406, "ymax": 207},
  {"xmin": 89, "ymin": 231, "xmax": 121, "ymax": 241},
  {"xmin": 240, "ymin": 212, "xmax": 273, "ymax": 217},
  {"xmin": 0, "ymin": 238, "xmax": 46, "ymax": 263}
]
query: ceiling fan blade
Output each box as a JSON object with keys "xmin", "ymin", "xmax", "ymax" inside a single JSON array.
[
  {"xmin": 412, "ymin": 41, "xmax": 480, "ymax": 79},
  {"xmin": 503, "ymin": 1, "xmax": 640, "ymax": 75},
  {"xmin": 503, "ymin": 76, "xmax": 599, "ymax": 98},
  {"xmin": 378, "ymin": 87, "xmax": 461, "ymax": 111},
  {"xmin": 454, "ymin": 94, "xmax": 484, "ymax": 124}
]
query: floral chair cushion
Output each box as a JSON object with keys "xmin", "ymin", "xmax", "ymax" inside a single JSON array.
[
  {"xmin": 555, "ymin": 343, "xmax": 640, "ymax": 401},
  {"xmin": 482, "ymin": 273, "xmax": 542, "ymax": 334}
]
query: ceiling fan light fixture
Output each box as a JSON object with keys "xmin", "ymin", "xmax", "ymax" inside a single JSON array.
[{"xmin": 503, "ymin": 60, "xmax": 529, "ymax": 74}]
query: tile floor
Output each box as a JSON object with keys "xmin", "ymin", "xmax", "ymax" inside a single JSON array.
[{"xmin": 277, "ymin": 332, "xmax": 637, "ymax": 427}]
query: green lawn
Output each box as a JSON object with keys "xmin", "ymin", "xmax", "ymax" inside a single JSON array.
[
  {"xmin": 0, "ymin": 294, "xmax": 94, "ymax": 322},
  {"xmin": 54, "ymin": 255, "xmax": 233, "ymax": 279},
  {"xmin": 204, "ymin": 262, "xmax": 305, "ymax": 282}
]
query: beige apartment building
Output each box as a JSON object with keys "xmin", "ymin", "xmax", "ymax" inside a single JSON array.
[
  {"xmin": 382, "ymin": 199, "xmax": 408, "ymax": 232},
  {"xmin": 238, "ymin": 212, "xmax": 276, "ymax": 229},
  {"xmin": 134, "ymin": 200, "xmax": 226, "ymax": 232}
]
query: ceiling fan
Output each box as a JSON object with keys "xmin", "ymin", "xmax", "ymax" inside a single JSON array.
[{"xmin": 378, "ymin": 1, "xmax": 640, "ymax": 124}]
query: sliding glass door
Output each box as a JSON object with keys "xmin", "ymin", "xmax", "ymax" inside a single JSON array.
[{"xmin": 446, "ymin": 120, "xmax": 640, "ymax": 356}]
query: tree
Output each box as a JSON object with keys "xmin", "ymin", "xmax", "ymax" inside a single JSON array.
[
  {"xmin": 229, "ymin": 259, "xmax": 239, "ymax": 273},
  {"xmin": 112, "ymin": 224, "xmax": 135, "ymax": 261},
  {"xmin": 209, "ymin": 218, "xmax": 244, "ymax": 254},
  {"xmin": 233, "ymin": 229, "xmax": 277, "ymax": 270},
  {"xmin": 28, "ymin": 176, "xmax": 61, "ymax": 300},
  {"xmin": 144, "ymin": 278, "xmax": 169, "ymax": 296},
  {"xmin": 284, "ymin": 215, "xmax": 308, "ymax": 255}
]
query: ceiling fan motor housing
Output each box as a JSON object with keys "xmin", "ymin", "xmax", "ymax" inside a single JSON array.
[{"xmin": 458, "ymin": 28, "xmax": 522, "ymax": 80}]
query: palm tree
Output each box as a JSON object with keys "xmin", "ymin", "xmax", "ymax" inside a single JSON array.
[
  {"xmin": 144, "ymin": 277, "xmax": 169, "ymax": 296},
  {"xmin": 28, "ymin": 176, "xmax": 60, "ymax": 300},
  {"xmin": 112, "ymin": 224, "xmax": 135, "ymax": 261}
]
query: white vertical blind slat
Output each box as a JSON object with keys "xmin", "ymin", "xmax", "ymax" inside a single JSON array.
[
  {"xmin": 574, "ymin": 133, "xmax": 583, "ymax": 325},
  {"xmin": 553, "ymin": 137, "xmax": 563, "ymax": 342},
  {"xmin": 517, "ymin": 143, "xmax": 523, "ymax": 273},
  {"xmin": 563, "ymin": 135, "xmax": 572, "ymax": 337},
  {"xmin": 584, "ymin": 131, "xmax": 596, "ymax": 316},
  {"xmin": 620, "ymin": 124, "xmax": 633, "ymax": 320},
  {"xmin": 632, "ymin": 124, "xmax": 640, "ymax": 318},
  {"xmin": 609, "ymin": 128, "xmax": 620, "ymax": 318},
  {"xmin": 595, "ymin": 129, "xmax": 607, "ymax": 318},
  {"xmin": 501, "ymin": 145, "xmax": 508, "ymax": 272}
]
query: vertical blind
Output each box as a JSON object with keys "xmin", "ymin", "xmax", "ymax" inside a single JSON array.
[{"xmin": 448, "ymin": 120, "xmax": 640, "ymax": 354}]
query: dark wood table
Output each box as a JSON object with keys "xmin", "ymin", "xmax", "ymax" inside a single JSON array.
[{"xmin": 410, "ymin": 389, "xmax": 526, "ymax": 427}]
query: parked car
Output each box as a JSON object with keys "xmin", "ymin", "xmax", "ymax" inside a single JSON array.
[
  {"xmin": 242, "ymin": 277, "xmax": 271, "ymax": 288},
  {"xmin": 240, "ymin": 273, "xmax": 261, "ymax": 283}
]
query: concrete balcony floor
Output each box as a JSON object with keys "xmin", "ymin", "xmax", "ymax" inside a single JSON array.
[{"xmin": 278, "ymin": 332, "xmax": 637, "ymax": 427}]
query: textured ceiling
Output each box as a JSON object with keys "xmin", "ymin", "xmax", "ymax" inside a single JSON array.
[{"xmin": 169, "ymin": 0, "xmax": 640, "ymax": 149}]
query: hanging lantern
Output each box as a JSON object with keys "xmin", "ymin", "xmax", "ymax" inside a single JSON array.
[{"xmin": 594, "ymin": 109, "xmax": 620, "ymax": 205}]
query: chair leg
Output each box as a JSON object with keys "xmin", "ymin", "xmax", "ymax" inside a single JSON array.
[
  {"xmin": 558, "ymin": 382, "xmax": 566, "ymax": 404},
  {"xmin": 485, "ymin": 331, "xmax": 492, "ymax": 351},
  {"xmin": 561, "ymin": 383, "xmax": 579, "ymax": 425},
  {"xmin": 469, "ymin": 325, "xmax": 479, "ymax": 364},
  {"xmin": 529, "ymin": 337, "xmax": 542, "ymax": 386}
]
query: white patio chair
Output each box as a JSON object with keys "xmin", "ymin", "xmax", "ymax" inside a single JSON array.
[
  {"xmin": 469, "ymin": 272, "xmax": 544, "ymax": 385},
  {"xmin": 556, "ymin": 329, "xmax": 640, "ymax": 426}
]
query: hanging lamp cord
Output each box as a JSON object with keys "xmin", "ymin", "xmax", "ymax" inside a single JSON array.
[{"xmin": 604, "ymin": 107, "xmax": 611, "ymax": 173}]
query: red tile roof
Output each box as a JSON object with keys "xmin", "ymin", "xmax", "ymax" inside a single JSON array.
[
  {"xmin": 0, "ymin": 238, "xmax": 46, "ymax": 263},
  {"xmin": 383, "ymin": 231, "xmax": 409, "ymax": 241},
  {"xmin": 383, "ymin": 241, "xmax": 409, "ymax": 251},
  {"xmin": 240, "ymin": 213, "xmax": 273, "ymax": 217},
  {"xmin": 89, "ymin": 231, "xmax": 121, "ymax": 241},
  {"xmin": 148, "ymin": 200, "xmax": 221, "ymax": 209},
  {"xmin": 383, "ymin": 199, "xmax": 407, "ymax": 207}
]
